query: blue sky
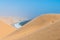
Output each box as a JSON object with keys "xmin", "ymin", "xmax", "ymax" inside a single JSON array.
[{"xmin": 0, "ymin": 0, "xmax": 60, "ymax": 19}]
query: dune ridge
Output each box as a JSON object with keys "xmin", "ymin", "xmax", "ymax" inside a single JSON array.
[
  {"xmin": 1, "ymin": 14, "xmax": 60, "ymax": 40},
  {"xmin": 19, "ymin": 19, "xmax": 60, "ymax": 40}
]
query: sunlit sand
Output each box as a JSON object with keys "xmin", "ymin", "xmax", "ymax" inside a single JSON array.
[{"xmin": 1, "ymin": 14, "xmax": 60, "ymax": 40}]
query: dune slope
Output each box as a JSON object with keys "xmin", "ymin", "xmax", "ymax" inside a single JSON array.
[
  {"xmin": 0, "ymin": 20, "xmax": 16, "ymax": 39},
  {"xmin": 1, "ymin": 14, "xmax": 60, "ymax": 40},
  {"xmin": 19, "ymin": 19, "xmax": 60, "ymax": 40}
]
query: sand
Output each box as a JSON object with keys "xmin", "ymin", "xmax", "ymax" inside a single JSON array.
[
  {"xmin": 0, "ymin": 20, "xmax": 16, "ymax": 39},
  {"xmin": 19, "ymin": 19, "xmax": 60, "ymax": 40},
  {"xmin": 1, "ymin": 14, "xmax": 60, "ymax": 40}
]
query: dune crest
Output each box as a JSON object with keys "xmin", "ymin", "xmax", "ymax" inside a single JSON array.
[{"xmin": 1, "ymin": 14, "xmax": 60, "ymax": 40}]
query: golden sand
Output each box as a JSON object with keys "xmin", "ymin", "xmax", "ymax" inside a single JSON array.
[
  {"xmin": 1, "ymin": 14, "xmax": 60, "ymax": 40},
  {"xmin": 0, "ymin": 20, "xmax": 16, "ymax": 39}
]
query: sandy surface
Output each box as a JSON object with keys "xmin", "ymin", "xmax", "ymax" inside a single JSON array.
[
  {"xmin": 0, "ymin": 20, "xmax": 16, "ymax": 39},
  {"xmin": 0, "ymin": 17, "xmax": 26, "ymax": 39},
  {"xmin": 1, "ymin": 14, "xmax": 60, "ymax": 40},
  {"xmin": 19, "ymin": 20, "xmax": 60, "ymax": 40}
]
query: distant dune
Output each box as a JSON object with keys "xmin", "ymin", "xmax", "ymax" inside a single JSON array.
[
  {"xmin": 1, "ymin": 14, "xmax": 60, "ymax": 40},
  {"xmin": 0, "ymin": 17, "xmax": 26, "ymax": 25}
]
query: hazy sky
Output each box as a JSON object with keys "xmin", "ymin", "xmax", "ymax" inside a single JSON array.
[{"xmin": 0, "ymin": 0, "xmax": 60, "ymax": 19}]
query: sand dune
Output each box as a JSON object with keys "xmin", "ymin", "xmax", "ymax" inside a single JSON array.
[
  {"xmin": 0, "ymin": 17, "xmax": 25, "ymax": 25},
  {"xmin": 19, "ymin": 20, "xmax": 60, "ymax": 40},
  {"xmin": 1, "ymin": 14, "xmax": 60, "ymax": 40},
  {"xmin": 0, "ymin": 17, "xmax": 26, "ymax": 39},
  {"xmin": 0, "ymin": 20, "xmax": 16, "ymax": 39}
]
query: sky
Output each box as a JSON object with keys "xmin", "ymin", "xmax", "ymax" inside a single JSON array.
[{"xmin": 0, "ymin": 0, "xmax": 60, "ymax": 19}]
